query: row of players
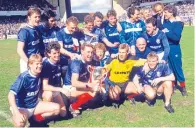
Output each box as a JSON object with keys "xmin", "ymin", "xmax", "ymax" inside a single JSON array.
[
  {"xmin": 9, "ymin": 42, "xmax": 175, "ymax": 127},
  {"xmin": 9, "ymin": 3, "xmax": 186, "ymax": 126}
]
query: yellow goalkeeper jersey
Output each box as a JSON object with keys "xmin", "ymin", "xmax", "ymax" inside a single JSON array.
[{"xmin": 105, "ymin": 56, "xmax": 146, "ymax": 83}]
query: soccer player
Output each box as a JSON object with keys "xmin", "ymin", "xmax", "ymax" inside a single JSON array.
[
  {"xmin": 57, "ymin": 16, "xmax": 80, "ymax": 63},
  {"xmin": 82, "ymin": 14, "xmax": 119, "ymax": 49},
  {"xmin": 38, "ymin": 9, "xmax": 60, "ymax": 48},
  {"xmin": 152, "ymin": 2, "xmax": 165, "ymax": 30},
  {"xmin": 63, "ymin": 43, "xmax": 100, "ymax": 117},
  {"xmin": 92, "ymin": 43, "xmax": 110, "ymax": 67},
  {"xmin": 17, "ymin": 7, "xmax": 44, "ymax": 73},
  {"xmin": 8, "ymin": 54, "xmax": 60, "ymax": 127},
  {"xmin": 133, "ymin": 52, "xmax": 175, "ymax": 113},
  {"xmin": 163, "ymin": 5, "xmax": 187, "ymax": 96},
  {"xmin": 103, "ymin": 9, "xmax": 123, "ymax": 57},
  {"xmin": 120, "ymin": 6, "xmax": 146, "ymax": 56},
  {"xmin": 104, "ymin": 43, "xmax": 146, "ymax": 107},
  {"xmin": 41, "ymin": 42, "xmax": 67, "ymax": 118},
  {"xmin": 135, "ymin": 37, "xmax": 151, "ymax": 59},
  {"xmin": 142, "ymin": 17, "xmax": 170, "ymax": 62}
]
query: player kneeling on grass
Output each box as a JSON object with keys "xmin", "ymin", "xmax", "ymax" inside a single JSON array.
[
  {"xmin": 41, "ymin": 42, "xmax": 67, "ymax": 118},
  {"xmin": 133, "ymin": 52, "xmax": 175, "ymax": 113},
  {"xmin": 63, "ymin": 43, "xmax": 101, "ymax": 118},
  {"xmin": 8, "ymin": 54, "xmax": 60, "ymax": 127},
  {"xmin": 105, "ymin": 43, "xmax": 146, "ymax": 108}
]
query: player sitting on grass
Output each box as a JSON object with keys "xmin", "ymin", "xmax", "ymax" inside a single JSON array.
[
  {"xmin": 8, "ymin": 54, "xmax": 60, "ymax": 127},
  {"xmin": 41, "ymin": 42, "xmax": 68, "ymax": 118},
  {"xmin": 133, "ymin": 52, "xmax": 175, "ymax": 113}
]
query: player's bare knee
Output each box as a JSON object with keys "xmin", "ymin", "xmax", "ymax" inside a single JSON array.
[
  {"xmin": 146, "ymin": 91, "xmax": 156, "ymax": 100},
  {"xmin": 14, "ymin": 121, "xmax": 25, "ymax": 127},
  {"xmin": 164, "ymin": 81, "xmax": 172, "ymax": 89},
  {"xmin": 42, "ymin": 91, "xmax": 53, "ymax": 102},
  {"xmin": 60, "ymin": 109, "xmax": 67, "ymax": 117},
  {"xmin": 53, "ymin": 104, "xmax": 60, "ymax": 116}
]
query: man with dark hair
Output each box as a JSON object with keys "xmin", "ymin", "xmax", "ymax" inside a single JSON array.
[
  {"xmin": 38, "ymin": 9, "xmax": 60, "ymax": 50},
  {"xmin": 41, "ymin": 42, "xmax": 68, "ymax": 118},
  {"xmin": 142, "ymin": 17, "xmax": 170, "ymax": 63},
  {"xmin": 163, "ymin": 5, "xmax": 187, "ymax": 96},
  {"xmin": 120, "ymin": 6, "xmax": 146, "ymax": 56},
  {"xmin": 93, "ymin": 11, "xmax": 104, "ymax": 28}
]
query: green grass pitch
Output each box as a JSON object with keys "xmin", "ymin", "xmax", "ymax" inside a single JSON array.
[{"xmin": 0, "ymin": 26, "xmax": 194, "ymax": 127}]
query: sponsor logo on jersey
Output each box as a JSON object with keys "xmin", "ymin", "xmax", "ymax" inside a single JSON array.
[
  {"xmin": 27, "ymin": 90, "xmax": 39, "ymax": 97},
  {"xmin": 109, "ymin": 33, "xmax": 119, "ymax": 37},
  {"xmin": 32, "ymin": 40, "xmax": 40, "ymax": 45}
]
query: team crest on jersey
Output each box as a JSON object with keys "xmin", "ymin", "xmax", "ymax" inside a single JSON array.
[
  {"xmin": 156, "ymin": 39, "xmax": 160, "ymax": 44},
  {"xmin": 156, "ymin": 71, "xmax": 161, "ymax": 77},
  {"xmin": 136, "ymin": 23, "xmax": 140, "ymax": 28}
]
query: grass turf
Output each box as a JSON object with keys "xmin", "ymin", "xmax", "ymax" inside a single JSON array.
[{"xmin": 0, "ymin": 26, "xmax": 194, "ymax": 127}]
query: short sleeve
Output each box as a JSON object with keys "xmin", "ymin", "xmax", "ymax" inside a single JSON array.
[
  {"xmin": 17, "ymin": 28, "xmax": 28, "ymax": 42},
  {"xmin": 57, "ymin": 31, "xmax": 63, "ymax": 42},
  {"xmin": 71, "ymin": 60, "xmax": 81, "ymax": 74},
  {"xmin": 41, "ymin": 62, "xmax": 50, "ymax": 79},
  {"xmin": 163, "ymin": 64, "xmax": 173, "ymax": 76},
  {"xmin": 10, "ymin": 75, "xmax": 25, "ymax": 95}
]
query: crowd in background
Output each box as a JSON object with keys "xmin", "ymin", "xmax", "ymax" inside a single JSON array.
[
  {"xmin": 0, "ymin": 1, "xmax": 194, "ymax": 39},
  {"xmin": 0, "ymin": 0, "xmax": 54, "ymax": 11}
]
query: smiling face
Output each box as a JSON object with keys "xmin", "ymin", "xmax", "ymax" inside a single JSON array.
[
  {"xmin": 48, "ymin": 17, "xmax": 56, "ymax": 28},
  {"xmin": 147, "ymin": 57, "xmax": 158, "ymax": 69},
  {"xmin": 94, "ymin": 16, "xmax": 103, "ymax": 27},
  {"xmin": 146, "ymin": 23, "xmax": 156, "ymax": 35},
  {"xmin": 81, "ymin": 46, "xmax": 94, "ymax": 62},
  {"xmin": 95, "ymin": 48, "xmax": 105, "ymax": 61},
  {"xmin": 28, "ymin": 12, "xmax": 41, "ymax": 27},
  {"xmin": 136, "ymin": 38, "xmax": 147, "ymax": 52},
  {"xmin": 154, "ymin": 5, "xmax": 164, "ymax": 16},
  {"xmin": 108, "ymin": 15, "xmax": 117, "ymax": 26},
  {"xmin": 118, "ymin": 48, "xmax": 128, "ymax": 61},
  {"xmin": 164, "ymin": 10, "xmax": 173, "ymax": 20},
  {"xmin": 85, "ymin": 22, "xmax": 94, "ymax": 31},
  {"xmin": 131, "ymin": 9, "xmax": 140, "ymax": 22},
  {"xmin": 48, "ymin": 49, "xmax": 60, "ymax": 63},
  {"xmin": 66, "ymin": 22, "xmax": 78, "ymax": 34},
  {"xmin": 29, "ymin": 60, "xmax": 42, "ymax": 75}
]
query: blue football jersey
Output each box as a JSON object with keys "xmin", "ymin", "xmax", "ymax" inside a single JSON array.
[
  {"xmin": 137, "ymin": 63, "xmax": 173, "ymax": 86},
  {"xmin": 17, "ymin": 25, "xmax": 44, "ymax": 58},
  {"xmin": 81, "ymin": 27, "xmax": 106, "ymax": 45},
  {"xmin": 64, "ymin": 59, "xmax": 90, "ymax": 85},
  {"xmin": 120, "ymin": 19, "xmax": 146, "ymax": 46},
  {"xmin": 57, "ymin": 27, "xmax": 80, "ymax": 53},
  {"xmin": 10, "ymin": 71, "xmax": 41, "ymax": 108},
  {"xmin": 38, "ymin": 24, "xmax": 59, "ymax": 48},
  {"xmin": 103, "ymin": 22, "xmax": 121, "ymax": 54},
  {"xmin": 135, "ymin": 47, "xmax": 151, "ymax": 59},
  {"xmin": 41, "ymin": 58, "xmax": 61, "ymax": 87},
  {"xmin": 141, "ymin": 30, "xmax": 170, "ymax": 60}
]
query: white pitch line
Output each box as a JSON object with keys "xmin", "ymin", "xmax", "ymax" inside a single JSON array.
[{"xmin": 0, "ymin": 110, "xmax": 12, "ymax": 123}]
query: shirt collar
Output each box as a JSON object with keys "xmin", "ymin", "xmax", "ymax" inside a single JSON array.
[
  {"xmin": 28, "ymin": 70, "xmax": 37, "ymax": 78},
  {"xmin": 64, "ymin": 27, "xmax": 71, "ymax": 34}
]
